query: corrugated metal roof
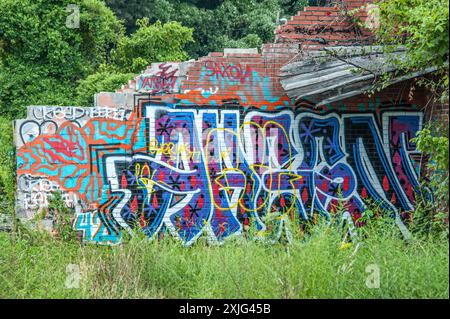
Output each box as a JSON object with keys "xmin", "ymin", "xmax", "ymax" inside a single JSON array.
[{"xmin": 280, "ymin": 46, "xmax": 437, "ymax": 106}]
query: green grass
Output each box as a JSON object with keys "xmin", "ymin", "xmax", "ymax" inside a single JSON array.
[{"xmin": 0, "ymin": 221, "xmax": 448, "ymax": 299}]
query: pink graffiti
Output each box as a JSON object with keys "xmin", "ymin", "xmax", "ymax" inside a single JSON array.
[{"xmin": 139, "ymin": 63, "xmax": 179, "ymax": 93}]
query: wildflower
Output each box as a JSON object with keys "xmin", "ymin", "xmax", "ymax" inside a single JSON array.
[{"xmin": 339, "ymin": 242, "xmax": 352, "ymax": 250}]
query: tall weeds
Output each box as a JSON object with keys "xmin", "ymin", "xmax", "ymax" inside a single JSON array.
[{"xmin": 0, "ymin": 214, "xmax": 448, "ymax": 298}]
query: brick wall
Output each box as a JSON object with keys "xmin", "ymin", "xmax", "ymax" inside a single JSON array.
[
  {"xmin": 14, "ymin": 0, "xmax": 442, "ymax": 244},
  {"xmin": 274, "ymin": 1, "xmax": 373, "ymax": 49}
]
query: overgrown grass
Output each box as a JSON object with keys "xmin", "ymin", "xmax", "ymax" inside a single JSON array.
[{"xmin": 0, "ymin": 218, "xmax": 448, "ymax": 299}]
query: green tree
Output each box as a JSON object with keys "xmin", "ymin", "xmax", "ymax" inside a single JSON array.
[
  {"xmin": 0, "ymin": 0, "xmax": 123, "ymax": 119},
  {"xmin": 281, "ymin": 0, "xmax": 312, "ymax": 16},
  {"xmin": 110, "ymin": 18, "xmax": 193, "ymax": 73},
  {"xmin": 177, "ymin": 0, "xmax": 281, "ymax": 57},
  {"xmin": 105, "ymin": 0, "xmax": 175, "ymax": 34},
  {"xmin": 105, "ymin": 0, "xmax": 310, "ymax": 58},
  {"xmin": 75, "ymin": 18, "xmax": 193, "ymax": 105},
  {"xmin": 376, "ymin": 0, "xmax": 449, "ymax": 101},
  {"xmin": 75, "ymin": 66, "xmax": 134, "ymax": 106}
]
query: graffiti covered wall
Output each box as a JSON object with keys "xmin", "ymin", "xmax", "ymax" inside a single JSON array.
[
  {"xmin": 14, "ymin": 3, "xmax": 428, "ymax": 245},
  {"xmin": 15, "ymin": 60, "xmax": 425, "ymax": 245}
]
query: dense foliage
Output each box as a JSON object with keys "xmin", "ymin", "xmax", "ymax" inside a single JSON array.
[
  {"xmin": 376, "ymin": 0, "xmax": 449, "ymax": 101},
  {"xmin": 110, "ymin": 18, "xmax": 193, "ymax": 73},
  {"xmin": 0, "ymin": 0, "xmax": 123, "ymax": 118},
  {"xmin": 105, "ymin": 0, "xmax": 313, "ymax": 58},
  {"xmin": 374, "ymin": 0, "xmax": 449, "ymax": 238},
  {"xmin": 0, "ymin": 0, "xmax": 194, "ymax": 118},
  {"xmin": 410, "ymin": 123, "xmax": 449, "ymax": 238},
  {"xmin": 76, "ymin": 18, "xmax": 193, "ymax": 105}
]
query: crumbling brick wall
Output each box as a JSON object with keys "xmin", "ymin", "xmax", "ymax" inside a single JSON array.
[{"xmin": 14, "ymin": 0, "xmax": 439, "ymax": 244}]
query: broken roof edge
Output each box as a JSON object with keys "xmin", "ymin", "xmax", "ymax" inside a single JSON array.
[
  {"xmin": 280, "ymin": 44, "xmax": 440, "ymax": 106},
  {"xmin": 298, "ymin": 66, "xmax": 439, "ymax": 108},
  {"xmin": 280, "ymin": 45, "xmax": 406, "ymax": 72}
]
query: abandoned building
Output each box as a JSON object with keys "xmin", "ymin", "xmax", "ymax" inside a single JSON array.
[{"xmin": 14, "ymin": 0, "xmax": 448, "ymax": 245}]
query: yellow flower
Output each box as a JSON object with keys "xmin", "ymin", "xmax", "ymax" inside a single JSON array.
[{"xmin": 339, "ymin": 242, "xmax": 352, "ymax": 250}]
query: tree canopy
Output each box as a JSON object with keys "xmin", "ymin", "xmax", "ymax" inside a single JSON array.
[
  {"xmin": 0, "ymin": 0, "xmax": 123, "ymax": 117},
  {"xmin": 0, "ymin": 0, "xmax": 193, "ymax": 116},
  {"xmin": 0, "ymin": 0, "xmax": 317, "ymax": 115},
  {"xmin": 376, "ymin": 0, "xmax": 449, "ymax": 101},
  {"xmin": 105, "ymin": 0, "xmax": 310, "ymax": 58},
  {"xmin": 76, "ymin": 18, "xmax": 193, "ymax": 105}
]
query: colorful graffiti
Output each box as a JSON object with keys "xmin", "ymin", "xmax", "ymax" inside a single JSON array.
[
  {"xmin": 173, "ymin": 61, "xmax": 294, "ymax": 111},
  {"xmin": 16, "ymin": 102, "xmax": 424, "ymax": 245},
  {"xmin": 14, "ymin": 60, "xmax": 426, "ymax": 245},
  {"xmin": 137, "ymin": 63, "xmax": 181, "ymax": 94}
]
